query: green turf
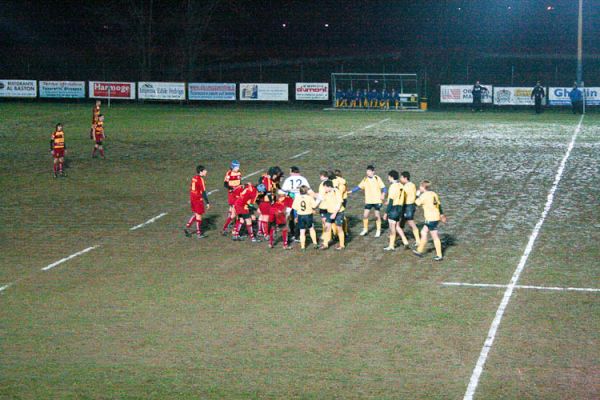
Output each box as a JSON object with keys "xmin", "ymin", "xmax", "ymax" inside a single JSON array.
[{"xmin": 0, "ymin": 103, "xmax": 598, "ymax": 399}]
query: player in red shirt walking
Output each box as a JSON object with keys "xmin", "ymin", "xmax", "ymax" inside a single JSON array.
[
  {"xmin": 222, "ymin": 160, "xmax": 242, "ymax": 234},
  {"xmin": 184, "ymin": 165, "xmax": 210, "ymax": 238},
  {"xmin": 91, "ymin": 114, "xmax": 106, "ymax": 158},
  {"xmin": 50, "ymin": 123, "xmax": 67, "ymax": 178}
]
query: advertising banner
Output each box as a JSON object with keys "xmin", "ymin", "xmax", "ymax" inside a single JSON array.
[
  {"xmin": 440, "ymin": 84, "xmax": 493, "ymax": 103},
  {"xmin": 548, "ymin": 87, "xmax": 600, "ymax": 106},
  {"xmin": 40, "ymin": 81, "xmax": 85, "ymax": 98},
  {"xmin": 493, "ymin": 87, "xmax": 537, "ymax": 106},
  {"xmin": 0, "ymin": 80, "xmax": 37, "ymax": 97},
  {"xmin": 188, "ymin": 83, "xmax": 236, "ymax": 100},
  {"xmin": 138, "ymin": 82, "xmax": 186, "ymax": 100},
  {"xmin": 89, "ymin": 81, "xmax": 135, "ymax": 99},
  {"xmin": 295, "ymin": 82, "xmax": 329, "ymax": 100},
  {"xmin": 239, "ymin": 83, "xmax": 288, "ymax": 101}
]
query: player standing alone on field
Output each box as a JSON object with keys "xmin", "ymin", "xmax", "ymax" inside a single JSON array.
[
  {"xmin": 471, "ymin": 81, "xmax": 488, "ymax": 112},
  {"xmin": 91, "ymin": 114, "xmax": 106, "ymax": 158},
  {"xmin": 531, "ymin": 81, "xmax": 545, "ymax": 114},
  {"xmin": 50, "ymin": 123, "xmax": 67, "ymax": 178},
  {"xmin": 184, "ymin": 165, "xmax": 210, "ymax": 239},
  {"xmin": 569, "ymin": 83, "xmax": 584, "ymax": 115},
  {"xmin": 412, "ymin": 180, "xmax": 447, "ymax": 261},
  {"xmin": 90, "ymin": 100, "xmax": 100, "ymax": 138}
]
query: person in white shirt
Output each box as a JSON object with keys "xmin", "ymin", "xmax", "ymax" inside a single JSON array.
[{"xmin": 281, "ymin": 166, "xmax": 311, "ymax": 240}]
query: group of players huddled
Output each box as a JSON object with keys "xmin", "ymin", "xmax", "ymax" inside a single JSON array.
[
  {"xmin": 185, "ymin": 162, "xmax": 447, "ymax": 260},
  {"xmin": 334, "ymin": 88, "xmax": 417, "ymax": 110},
  {"xmin": 49, "ymin": 100, "xmax": 106, "ymax": 178}
]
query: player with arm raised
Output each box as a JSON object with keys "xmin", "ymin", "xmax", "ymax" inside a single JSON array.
[{"xmin": 184, "ymin": 165, "xmax": 210, "ymax": 239}]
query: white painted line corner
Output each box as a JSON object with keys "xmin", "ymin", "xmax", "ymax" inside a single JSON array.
[
  {"xmin": 463, "ymin": 114, "xmax": 584, "ymax": 400},
  {"xmin": 130, "ymin": 212, "xmax": 168, "ymax": 231},
  {"xmin": 42, "ymin": 245, "xmax": 99, "ymax": 271}
]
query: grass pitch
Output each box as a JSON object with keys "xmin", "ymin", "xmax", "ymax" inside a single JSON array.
[{"xmin": 0, "ymin": 103, "xmax": 598, "ymax": 399}]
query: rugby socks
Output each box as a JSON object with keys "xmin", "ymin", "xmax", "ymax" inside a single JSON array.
[
  {"xmin": 388, "ymin": 232, "xmax": 396, "ymax": 249},
  {"xmin": 417, "ymin": 233, "xmax": 427, "ymax": 254},
  {"xmin": 375, "ymin": 219, "xmax": 382, "ymax": 233},
  {"xmin": 223, "ymin": 216, "xmax": 232, "ymax": 231},
  {"xmin": 99, "ymin": 149, "xmax": 105, "ymax": 158},
  {"xmin": 58, "ymin": 162, "xmax": 63, "ymax": 173},
  {"xmin": 433, "ymin": 238, "xmax": 442, "ymax": 258},
  {"xmin": 397, "ymin": 227, "xmax": 409, "ymax": 246},
  {"xmin": 186, "ymin": 215, "xmax": 195, "ymax": 228},
  {"xmin": 412, "ymin": 227, "xmax": 421, "ymax": 244},
  {"xmin": 282, "ymin": 228, "xmax": 288, "ymax": 246},
  {"xmin": 91, "ymin": 147, "xmax": 97, "ymax": 157},
  {"xmin": 245, "ymin": 222, "xmax": 254, "ymax": 239},
  {"xmin": 363, "ymin": 219, "xmax": 369, "ymax": 231},
  {"xmin": 309, "ymin": 228, "xmax": 318, "ymax": 245},
  {"xmin": 300, "ymin": 233, "xmax": 306, "ymax": 249},
  {"xmin": 337, "ymin": 229, "xmax": 345, "ymax": 248},
  {"xmin": 322, "ymin": 229, "xmax": 331, "ymax": 247},
  {"xmin": 195, "ymin": 217, "xmax": 202, "ymax": 237},
  {"xmin": 233, "ymin": 219, "xmax": 243, "ymax": 237},
  {"xmin": 331, "ymin": 224, "xmax": 337, "ymax": 237},
  {"xmin": 53, "ymin": 163, "xmax": 58, "ymax": 173},
  {"xmin": 269, "ymin": 227, "xmax": 274, "ymax": 246},
  {"xmin": 343, "ymin": 217, "xmax": 349, "ymax": 234}
]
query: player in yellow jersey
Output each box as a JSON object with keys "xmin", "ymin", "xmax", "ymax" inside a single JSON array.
[
  {"xmin": 399, "ymin": 171, "xmax": 421, "ymax": 245},
  {"xmin": 316, "ymin": 170, "xmax": 331, "ymax": 240},
  {"xmin": 348, "ymin": 165, "xmax": 386, "ymax": 237},
  {"xmin": 320, "ymin": 180, "xmax": 346, "ymax": 250},
  {"xmin": 383, "ymin": 170, "xmax": 410, "ymax": 251},
  {"xmin": 333, "ymin": 169, "xmax": 349, "ymax": 234},
  {"xmin": 292, "ymin": 185, "xmax": 319, "ymax": 250},
  {"xmin": 412, "ymin": 180, "xmax": 447, "ymax": 261}
]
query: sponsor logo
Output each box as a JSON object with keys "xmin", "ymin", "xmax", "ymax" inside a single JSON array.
[{"xmin": 495, "ymin": 89, "xmax": 512, "ymax": 104}]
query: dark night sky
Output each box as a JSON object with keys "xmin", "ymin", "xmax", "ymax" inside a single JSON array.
[{"xmin": 1, "ymin": 0, "xmax": 599, "ymax": 81}]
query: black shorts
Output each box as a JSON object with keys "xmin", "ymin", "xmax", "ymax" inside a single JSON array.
[
  {"xmin": 387, "ymin": 205, "xmax": 402, "ymax": 222},
  {"xmin": 297, "ymin": 215, "xmax": 314, "ymax": 230},
  {"xmin": 325, "ymin": 212, "xmax": 345, "ymax": 226},
  {"xmin": 95, "ymin": 140, "xmax": 103, "ymax": 146},
  {"xmin": 403, "ymin": 204, "xmax": 416, "ymax": 220},
  {"xmin": 238, "ymin": 213, "xmax": 251, "ymax": 220},
  {"xmin": 319, "ymin": 208, "xmax": 328, "ymax": 218},
  {"xmin": 364, "ymin": 203, "xmax": 382, "ymax": 211},
  {"xmin": 424, "ymin": 220, "xmax": 439, "ymax": 231}
]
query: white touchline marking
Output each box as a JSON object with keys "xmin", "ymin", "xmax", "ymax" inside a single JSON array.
[
  {"xmin": 289, "ymin": 150, "xmax": 311, "ymax": 159},
  {"xmin": 242, "ymin": 169, "xmax": 264, "ymax": 180},
  {"xmin": 337, "ymin": 118, "xmax": 390, "ymax": 139},
  {"xmin": 0, "ymin": 283, "xmax": 13, "ymax": 293},
  {"xmin": 207, "ymin": 189, "xmax": 219, "ymax": 195},
  {"xmin": 442, "ymin": 282, "xmax": 600, "ymax": 293},
  {"xmin": 41, "ymin": 246, "xmax": 99, "ymax": 271},
  {"xmin": 129, "ymin": 212, "xmax": 168, "ymax": 231},
  {"xmin": 463, "ymin": 114, "xmax": 585, "ymax": 400}
]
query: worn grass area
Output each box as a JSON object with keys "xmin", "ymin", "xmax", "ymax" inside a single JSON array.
[{"xmin": 0, "ymin": 103, "xmax": 598, "ymax": 399}]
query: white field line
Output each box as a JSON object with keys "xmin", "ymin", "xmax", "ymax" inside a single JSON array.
[
  {"xmin": 289, "ymin": 150, "xmax": 311, "ymax": 159},
  {"xmin": 129, "ymin": 212, "xmax": 168, "ymax": 231},
  {"xmin": 442, "ymin": 282, "xmax": 600, "ymax": 293},
  {"xmin": 41, "ymin": 246, "xmax": 99, "ymax": 271},
  {"xmin": 0, "ymin": 283, "xmax": 13, "ymax": 293},
  {"xmin": 337, "ymin": 118, "xmax": 390, "ymax": 139},
  {"xmin": 207, "ymin": 189, "xmax": 219, "ymax": 195},
  {"xmin": 463, "ymin": 114, "xmax": 585, "ymax": 400},
  {"xmin": 242, "ymin": 169, "xmax": 264, "ymax": 180}
]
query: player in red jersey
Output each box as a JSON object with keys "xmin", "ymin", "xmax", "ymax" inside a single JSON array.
[
  {"xmin": 267, "ymin": 190, "xmax": 294, "ymax": 249},
  {"xmin": 184, "ymin": 165, "xmax": 210, "ymax": 238},
  {"xmin": 91, "ymin": 114, "xmax": 106, "ymax": 158},
  {"xmin": 222, "ymin": 160, "xmax": 242, "ymax": 234},
  {"xmin": 50, "ymin": 123, "xmax": 67, "ymax": 178},
  {"xmin": 232, "ymin": 182, "xmax": 259, "ymax": 242},
  {"xmin": 257, "ymin": 185, "xmax": 272, "ymax": 242},
  {"xmin": 90, "ymin": 100, "xmax": 100, "ymax": 138}
]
